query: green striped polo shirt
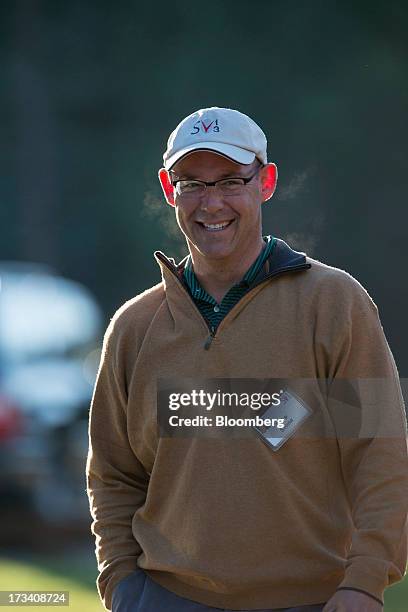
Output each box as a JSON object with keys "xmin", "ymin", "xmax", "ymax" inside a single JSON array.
[{"xmin": 183, "ymin": 235, "xmax": 277, "ymax": 331}]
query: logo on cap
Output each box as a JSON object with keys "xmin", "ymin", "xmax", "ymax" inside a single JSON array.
[{"xmin": 190, "ymin": 119, "xmax": 220, "ymax": 135}]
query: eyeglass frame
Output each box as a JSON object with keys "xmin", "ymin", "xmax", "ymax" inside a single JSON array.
[{"xmin": 169, "ymin": 162, "xmax": 264, "ymax": 197}]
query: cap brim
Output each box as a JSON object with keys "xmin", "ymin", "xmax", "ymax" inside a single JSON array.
[{"xmin": 164, "ymin": 142, "xmax": 256, "ymax": 170}]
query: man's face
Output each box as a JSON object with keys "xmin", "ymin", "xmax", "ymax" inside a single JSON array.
[{"xmin": 169, "ymin": 151, "xmax": 265, "ymax": 261}]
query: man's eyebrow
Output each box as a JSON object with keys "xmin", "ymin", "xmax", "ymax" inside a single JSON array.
[{"xmin": 169, "ymin": 172, "xmax": 196, "ymax": 180}]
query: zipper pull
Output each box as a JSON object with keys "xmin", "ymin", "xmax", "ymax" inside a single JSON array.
[{"xmin": 204, "ymin": 327, "xmax": 216, "ymax": 350}]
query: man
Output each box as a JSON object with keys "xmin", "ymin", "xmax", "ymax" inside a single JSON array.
[{"xmin": 86, "ymin": 107, "xmax": 408, "ymax": 612}]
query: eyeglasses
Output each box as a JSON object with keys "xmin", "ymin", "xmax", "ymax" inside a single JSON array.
[{"xmin": 171, "ymin": 165, "xmax": 263, "ymax": 197}]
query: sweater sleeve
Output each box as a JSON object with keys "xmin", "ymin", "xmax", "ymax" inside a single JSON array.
[
  {"xmin": 86, "ymin": 317, "xmax": 149, "ymax": 611},
  {"xmin": 327, "ymin": 282, "xmax": 408, "ymax": 605}
]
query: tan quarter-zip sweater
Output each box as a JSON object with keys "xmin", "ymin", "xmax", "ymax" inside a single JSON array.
[{"xmin": 86, "ymin": 238, "xmax": 408, "ymax": 611}]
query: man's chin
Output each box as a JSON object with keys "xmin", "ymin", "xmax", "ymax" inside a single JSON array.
[{"xmin": 192, "ymin": 244, "xmax": 236, "ymax": 260}]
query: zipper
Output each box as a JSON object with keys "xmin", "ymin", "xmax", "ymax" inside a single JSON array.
[
  {"xmin": 203, "ymin": 326, "xmax": 216, "ymax": 350},
  {"xmin": 155, "ymin": 252, "xmax": 311, "ymax": 351}
]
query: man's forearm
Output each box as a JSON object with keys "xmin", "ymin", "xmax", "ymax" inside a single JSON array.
[
  {"xmin": 86, "ymin": 435, "xmax": 148, "ymax": 610},
  {"xmin": 86, "ymin": 319, "xmax": 149, "ymax": 611}
]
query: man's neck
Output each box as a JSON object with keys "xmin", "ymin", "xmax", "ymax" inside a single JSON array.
[{"xmin": 189, "ymin": 238, "xmax": 266, "ymax": 304}]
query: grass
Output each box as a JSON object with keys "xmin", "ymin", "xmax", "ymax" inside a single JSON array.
[
  {"xmin": 383, "ymin": 575, "xmax": 408, "ymax": 612},
  {"xmin": 0, "ymin": 556, "xmax": 104, "ymax": 611},
  {"xmin": 0, "ymin": 555, "xmax": 406, "ymax": 611}
]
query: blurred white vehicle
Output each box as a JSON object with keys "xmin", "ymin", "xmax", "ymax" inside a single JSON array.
[{"xmin": 0, "ymin": 261, "xmax": 103, "ymax": 522}]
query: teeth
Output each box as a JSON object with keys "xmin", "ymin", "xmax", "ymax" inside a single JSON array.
[{"xmin": 203, "ymin": 221, "xmax": 231, "ymax": 230}]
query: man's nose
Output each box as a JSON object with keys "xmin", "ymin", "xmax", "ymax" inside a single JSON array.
[{"xmin": 199, "ymin": 186, "xmax": 224, "ymax": 213}]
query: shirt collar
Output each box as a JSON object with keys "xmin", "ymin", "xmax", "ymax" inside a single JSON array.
[{"xmin": 183, "ymin": 235, "xmax": 276, "ymax": 299}]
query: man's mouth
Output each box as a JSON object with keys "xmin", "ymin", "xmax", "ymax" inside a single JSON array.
[{"xmin": 197, "ymin": 219, "xmax": 235, "ymax": 232}]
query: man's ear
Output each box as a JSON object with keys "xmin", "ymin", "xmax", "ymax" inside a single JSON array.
[
  {"xmin": 158, "ymin": 168, "xmax": 175, "ymax": 207},
  {"xmin": 260, "ymin": 163, "xmax": 278, "ymax": 202}
]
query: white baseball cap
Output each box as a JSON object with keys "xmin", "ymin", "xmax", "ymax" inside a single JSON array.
[{"xmin": 163, "ymin": 106, "xmax": 268, "ymax": 171}]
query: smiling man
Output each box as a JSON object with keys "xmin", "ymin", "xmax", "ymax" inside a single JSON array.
[
  {"xmin": 158, "ymin": 109, "xmax": 277, "ymax": 307},
  {"xmin": 86, "ymin": 107, "xmax": 408, "ymax": 612}
]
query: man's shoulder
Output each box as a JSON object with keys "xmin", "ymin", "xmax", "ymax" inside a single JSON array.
[
  {"xmin": 303, "ymin": 254, "xmax": 377, "ymax": 312},
  {"xmin": 113, "ymin": 281, "xmax": 165, "ymax": 319},
  {"xmin": 305, "ymin": 255, "xmax": 358, "ymax": 284},
  {"xmin": 105, "ymin": 281, "xmax": 166, "ymax": 343},
  {"xmin": 273, "ymin": 238, "xmax": 373, "ymax": 301}
]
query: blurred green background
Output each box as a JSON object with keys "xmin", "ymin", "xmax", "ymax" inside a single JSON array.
[{"xmin": 1, "ymin": 0, "xmax": 407, "ymax": 609}]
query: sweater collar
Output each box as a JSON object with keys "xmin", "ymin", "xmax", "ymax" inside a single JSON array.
[{"xmin": 154, "ymin": 237, "xmax": 311, "ymax": 288}]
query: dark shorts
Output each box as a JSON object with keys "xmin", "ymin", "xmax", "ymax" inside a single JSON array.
[{"xmin": 111, "ymin": 569, "xmax": 326, "ymax": 612}]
